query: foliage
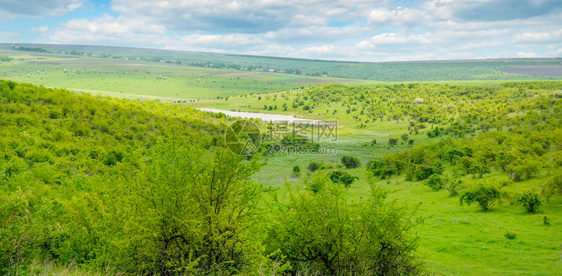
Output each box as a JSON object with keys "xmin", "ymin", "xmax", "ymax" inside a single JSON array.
[
  {"xmin": 307, "ymin": 161, "xmax": 320, "ymax": 172},
  {"xmin": 517, "ymin": 191, "xmax": 542, "ymax": 213},
  {"xmin": 328, "ymin": 170, "xmax": 358, "ymax": 187},
  {"xmin": 292, "ymin": 165, "xmax": 301, "ymax": 177},
  {"xmin": 341, "ymin": 155, "xmax": 361, "ymax": 169},
  {"xmin": 460, "ymin": 184, "xmax": 502, "ymax": 211},
  {"xmin": 542, "ymin": 173, "xmax": 562, "ymax": 199},
  {"xmin": 504, "ymin": 230, "xmax": 517, "ymax": 240},
  {"xmin": 114, "ymin": 144, "xmax": 266, "ymax": 274},
  {"xmin": 425, "ymin": 174, "xmax": 447, "ymax": 191},
  {"xmin": 268, "ymin": 183, "xmax": 422, "ymax": 275}
]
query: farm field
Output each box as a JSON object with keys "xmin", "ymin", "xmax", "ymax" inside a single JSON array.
[
  {"xmin": 0, "ymin": 48, "xmax": 376, "ymax": 100},
  {"xmin": 1, "ymin": 44, "xmax": 562, "ymax": 275}
]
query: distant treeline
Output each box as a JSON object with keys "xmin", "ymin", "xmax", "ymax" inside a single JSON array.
[
  {"xmin": 13, "ymin": 46, "xmax": 47, "ymax": 53},
  {"xmin": 0, "ymin": 55, "xmax": 11, "ymax": 62}
]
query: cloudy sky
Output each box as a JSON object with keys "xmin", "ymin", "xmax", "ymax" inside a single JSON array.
[{"xmin": 0, "ymin": 0, "xmax": 561, "ymax": 61}]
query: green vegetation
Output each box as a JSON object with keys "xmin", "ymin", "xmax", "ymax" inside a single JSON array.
[
  {"xmin": 1, "ymin": 44, "xmax": 562, "ymax": 275},
  {"xmin": 0, "ymin": 81, "xmax": 422, "ymax": 275},
  {"xmin": 200, "ymin": 80, "xmax": 562, "ymax": 274}
]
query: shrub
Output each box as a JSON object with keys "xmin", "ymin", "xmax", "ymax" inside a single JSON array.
[
  {"xmin": 341, "ymin": 155, "xmax": 361, "ymax": 169},
  {"xmin": 504, "ymin": 230, "xmax": 517, "ymax": 240},
  {"xmin": 307, "ymin": 161, "xmax": 320, "ymax": 172},
  {"xmin": 542, "ymin": 173, "xmax": 562, "ymax": 199},
  {"xmin": 269, "ymin": 183, "xmax": 423, "ymax": 275},
  {"xmin": 460, "ymin": 184, "xmax": 502, "ymax": 211},
  {"xmin": 292, "ymin": 165, "xmax": 301, "ymax": 177},
  {"xmin": 446, "ymin": 179, "xmax": 462, "ymax": 196},
  {"xmin": 328, "ymin": 170, "xmax": 357, "ymax": 187},
  {"xmin": 517, "ymin": 191, "xmax": 542, "ymax": 213},
  {"xmin": 425, "ymin": 174, "xmax": 446, "ymax": 191}
]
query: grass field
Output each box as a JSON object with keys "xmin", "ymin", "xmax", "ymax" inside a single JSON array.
[{"xmin": 0, "ymin": 49, "xmax": 376, "ymax": 99}]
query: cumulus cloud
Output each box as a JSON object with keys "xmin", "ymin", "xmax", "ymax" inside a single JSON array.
[
  {"xmin": 0, "ymin": 0, "xmax": 84, "ymax": 20},
  {"xmin": 110, "ymin": 0, "xmax": 382, "ymax": 33},
  {"xmin": 49, "ymin": 15, "xmax": 172, "ymax": 48}
]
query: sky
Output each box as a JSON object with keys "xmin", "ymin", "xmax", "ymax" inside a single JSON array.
[{"xmin": 0, "ymin": 0, "xmax": 561, "ymax": 62}]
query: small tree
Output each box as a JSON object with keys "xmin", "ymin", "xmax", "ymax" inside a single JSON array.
[
  {"xmin": 460, "ymin": 184, "xmax": 502, "ymax": 211},
  {"xmin": 328, "ymin": 170, "xmax": 358, "ymax": 187},
  {"xmin": 425, "ymin": 174, "xmax": 446, "ymax": 191},
  {"xmin": 341, "ymin": 155, "xmax": 361, "ymax": 169},
  {"xmin": 542, "ymin": 173, "xmax": 562, "ymax": 199},
  {"xmin": 307, "ymin": 161, "xmax": 320, "ymax": 172},
  {"xmin": 517, "ymin": 191, "xmax": 542, "ymax": 213},
  {"xmin": 269, "ymin": 183, "xmax": 423, "ymax": 275},
  {"xmin": 292, "ymin": 165, "xmax": 301, "ymax": 177}
]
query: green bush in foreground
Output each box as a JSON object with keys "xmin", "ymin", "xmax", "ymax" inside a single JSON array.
[{"xmin": 269, "ymin": 183, "xmax": 422, "ymax": 275}]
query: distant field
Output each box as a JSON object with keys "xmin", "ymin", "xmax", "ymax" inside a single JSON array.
[
  {"xmin": 2, "ymin": 43, "xmax": 562, "ymax": 84},
  {"xmin": 0, "ymin": 48, "xmax": 375, "ymax": 99},
  {"xmin": 498, "ymin": 65, "xmax": 562, "ymax": 77}
]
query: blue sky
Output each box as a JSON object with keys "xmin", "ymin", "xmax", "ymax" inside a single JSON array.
[{"xmin": 0, "ymin": 0, "xmax": 561, "ymax": 61}]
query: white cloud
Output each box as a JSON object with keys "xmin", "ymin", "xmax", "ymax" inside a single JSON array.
[
  {"xmin": 517, "ymin": 52, "xmax": 538, "ymax": 58},
  {"xmin": 371, "ymin": 33, "xmax": 433, "ymax": 45},
  {"xmin": 0, "ymin": 0, "xmax": 84, "ymax": 20},
  {"xmin": 515, "ymin": 29, "xmax": 562, "ymax": 43},
  {"xmin": 49, "ymin": 15, "xmax": 172, "ymax": 48},
  {"xmin": 31, "ymin": 26, "xmax": 49, "ymax": 33}
]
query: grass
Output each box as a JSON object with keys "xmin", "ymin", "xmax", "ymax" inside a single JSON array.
[{"xmin": 0, "ymin": 49, "xmax": 379, "ymax": 100}]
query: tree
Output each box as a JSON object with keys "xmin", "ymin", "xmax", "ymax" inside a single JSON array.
[
  {"xmin": 341, "ymin": 155, "xmax": 361, "ymax": 169},
  {"xmin": 292, "ymin": 165, "xmax": 301, "ymax": 177},
  {"xmin": 118, "ymin": 144, "xmax": 266, "ymax": 274},
  {"xmin": 425, "ymin": 174, "xmax": 446, "ymax": 191},
  {"xmin": 328, "ymin": 170, "xmax": 358, "ymax": 187},
  {"xmin": 307, "ymin": 161, "xmax": 320, "ymax": 172},
  {"xmin": 460, "ymin": 184, "xmax": 502, "ymax": 211},
  {"xmin": 542, "ymin": 173, "xmax": 562, "ymax": 199},
  {"xmin": 517, "ymin": 191, "xmax": 542, "ymax": 213}
]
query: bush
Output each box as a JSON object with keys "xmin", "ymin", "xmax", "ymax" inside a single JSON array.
[
  {"xmin": 341, "ymin": 155, "xmax": 361, "ymax": 169},
  {"xmin": 517, "ymin": 191, "xmax": 542, "ymax": 213},
  {"xmin": 542, "ymin": 173, "xmax": 562, "ymax": 199},
  {"xmin": 425, "ymin": 174, "xmax": 446, "ymax": 191},
  {"xmin": 292, "ymin": 165, "xmax": 301, "ymax": 177},
  {"xmin": 460, "ymin": 184, "xmax": 502, "ymax": 211},
  {"xmin": 307, "ymin": 161, "xmax": 320, "ymax": 172},
  {"xmin": 328, "ymin": 170, "xmax": 357, "ymax": 187},
  {"xmin": 504, "ymin": 230, "xmax": 517, "ymax": 240},
  {"xmin": 269, "ymin": 183, "xmax": 423, "ymax": 275},
  {"xmin": 446, "ymin": 179, "xmax": 462, "ymax": 196}
]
